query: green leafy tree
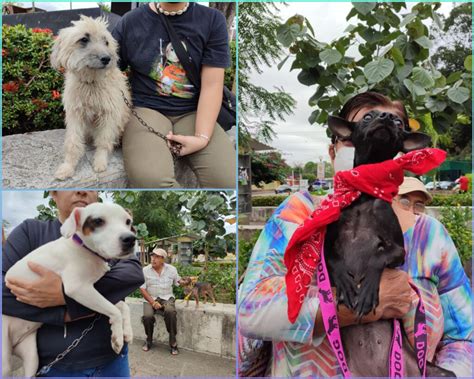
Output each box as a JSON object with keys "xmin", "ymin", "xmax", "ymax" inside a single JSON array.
[
  {"xmin": 113, "ymin": 191, "xmax": 185, "ymax": 239},
  {"xmin": 36, "ymin": 192, "xmax": 58, "ymax": 221},
  {"xmin": 431, "ymin": 3, "xmax": 471, "ymax": 75},
  {"xmin": 239, "ymin": 2, "xmax": 296, "ymax": 146},
  {"xmin": 180, "ymin": 191, "xmax": 236, "ymax": 268},
  {"xmin": 277, "ymin": 2, "xmax": 471, "ymax": 156},
  {"xmin": 303, "ymin": 161, "xmax": 317, "ymax": 174},
  {"xmin": 430, "ymin": 2, "xmax": 472, "ymax": 158},
  {"xmin": 251, "ymin": 151, "xmax": 290, "ymax": 187}
]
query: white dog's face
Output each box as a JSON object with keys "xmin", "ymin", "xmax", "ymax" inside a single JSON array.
[
  {"xmin": 61, "ymin": 203, "xmax": 136, "ymax": 260},
  {"xmin": 51, "ymin": 16, "xmax": 118, "ymax": 72}
]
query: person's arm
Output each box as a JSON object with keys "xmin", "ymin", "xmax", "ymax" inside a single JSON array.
[
  {"xmin": 2, "ymin": 221, "xmax": 66, "ymax": 326},
  {"xmin": 430, "ymin": 219, "xmax": 472, "ymax": 377},
  {"xmin": 140, "ymin": 287, "xmax": 155, "ymax": 306},
  {"xmin": 239, "ymin": 192, "xmax": 322, "ymax": 345},
  {"xmin": 166, "ymin": 10, "xmax": 229, "ymax": 156},
  {"xmin": 63, "ymin": 257, "xmax": 145, "ymax": 320},
  {"xmin": 173, "ymin": 266, "xmax": 182, "ymax": 286}
]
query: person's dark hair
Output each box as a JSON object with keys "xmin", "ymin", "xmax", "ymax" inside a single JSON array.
[{"xmin": 331, "ymin": 91, "xmax": 410, "ymax": 143}]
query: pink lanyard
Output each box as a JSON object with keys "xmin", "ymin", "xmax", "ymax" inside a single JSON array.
[{"xmin": 317, "ymin": 239, "xmax": 427, "ymax": 378}]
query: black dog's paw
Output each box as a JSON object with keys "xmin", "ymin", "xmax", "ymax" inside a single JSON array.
[
  {"xmin": 332, "ymin": 271, "xmax": 358, "ymax": 310},
  {"xmin": 426, "ymin": 362, "xmax": 456, "ymax": 377},
  {"xmin": 354, "ymin": 273, "xmax": 380, "ymax": 318}
]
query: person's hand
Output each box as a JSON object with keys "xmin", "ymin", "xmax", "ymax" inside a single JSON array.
[
  {"xmin": 152, "ymin": 301, "xmax": 162, "ymax": 310},
  {"xmin": 166, "ymin": 132, "xmax": 209, "ymax": 156},
  {"xmin": 6, "ymin": 262, "xmax": 66, "ymax": 308},
  {"xmin": 314, "ymin": 269, "xmax": 412, "ymax": 336},
  {"xmin": 372, "ymin": 268, "xmax": 412, "ymax": 321}
]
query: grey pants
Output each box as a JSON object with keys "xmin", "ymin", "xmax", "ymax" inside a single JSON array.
[
  {"xmin": 142, "ymin": 297, "xmax": 177, "ymax": 347},
  {"xmin": 122, "ymin": 107, "xmax": 236, "ymax": 188}
]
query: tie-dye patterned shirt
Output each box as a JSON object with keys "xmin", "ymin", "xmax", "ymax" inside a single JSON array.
[{"xmin": 239, "ymin": 191, "xmax": 472, "ymax": 377}]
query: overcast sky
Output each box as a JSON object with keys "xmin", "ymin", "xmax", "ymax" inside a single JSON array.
[
  {"xmin": 2, "ymin": 191, "xmax": 112, "ymax": 233},
  {"xmin": 248, "ymin": 2, "xmax": 452, "ymax": 166}
]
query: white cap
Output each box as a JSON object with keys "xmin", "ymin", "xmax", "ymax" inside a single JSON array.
[
  {"xmin": 398, "ymin": 177, "xmax": 432, "ymax": 202},
  {"xmin": 151, "ymin": 248, "xmax": 167, "ymax": 258}
]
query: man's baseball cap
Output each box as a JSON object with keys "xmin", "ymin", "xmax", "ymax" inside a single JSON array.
[
  {"xmin": 150, "ymin": 248, "xmax": 167, "ymax": 258},
  {"xmin": 398, "ymin": 177, "xmax": 432, "ymax": 202}
]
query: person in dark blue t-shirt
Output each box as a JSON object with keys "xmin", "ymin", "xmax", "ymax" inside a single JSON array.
[
  {"xmin": 2, "ymin": 191, "xmax": 144, "ymax": 377},
  {"xmin": 112, "ymin": 2, "xmax": 236, "ymax": 188}
]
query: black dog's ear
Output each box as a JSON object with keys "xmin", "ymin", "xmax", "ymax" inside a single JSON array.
[
  {"xmin": 402, "ymin": 132, "xmax": 431, "ymax": 152},
  {"xmin": 328, "ymin": 116, "xmax": 355, "ymax": 140}
]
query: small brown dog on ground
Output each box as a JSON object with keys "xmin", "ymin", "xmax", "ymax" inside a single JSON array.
[{"xmin": 180, "ymin": 276, "xmax": 216, "ymax": 308}]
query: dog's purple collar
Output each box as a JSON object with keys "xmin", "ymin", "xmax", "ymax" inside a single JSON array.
[{"xmin": 72, "ymin": 233, "xmax": 111, "ymax": 264}]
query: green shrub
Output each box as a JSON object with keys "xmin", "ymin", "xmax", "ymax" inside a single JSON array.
[
  {"xmin": 238, "ymin": 230, "xmax": 260, "ymax": 278},
  {"xmin": 129, "ymin": 262, "xmax": 235, "ymax": 303},
  {"xmin": 430, "ymin": 193, "xmax": 471, "ymax": 206},
  {"xmin": 200, "ymin": 262, "xmax": 236, "ymax": 304},
  {"xmin": 3, "ymin": 25, "xmax": 65, "ymax": 135},
  {"xmin": 439, "ymin": 206, "xmax": 472, "ymax": 265},
  {"xmin": 252, "ymin": 195, "xmax": 288, "ymax": 207}
]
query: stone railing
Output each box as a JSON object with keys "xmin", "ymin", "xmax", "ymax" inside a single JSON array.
[
  {"xmin": 126, "ymin": 297, "xmax": 236, "ymax": 359},
  {"xmin": 2, "ymin": 130, "xmax": 197, "ymax": 188}
]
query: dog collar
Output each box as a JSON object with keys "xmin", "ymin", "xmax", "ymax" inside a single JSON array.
[{"xmin": 72, "ymin": 234, "xmax": 111, "ymax": 265}]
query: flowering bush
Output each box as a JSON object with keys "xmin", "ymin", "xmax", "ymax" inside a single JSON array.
[
  {"xmin": 440, "ymin": 205, "xmax": 472, "ymax": 265},
  {"xmin": 2, "ymin": 24, "xmax": 64, "ymax": 135}
]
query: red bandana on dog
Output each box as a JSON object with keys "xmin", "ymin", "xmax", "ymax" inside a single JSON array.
[{"xmin": 284, "ymin": 148, "xmax": 446, "ymax": 323}]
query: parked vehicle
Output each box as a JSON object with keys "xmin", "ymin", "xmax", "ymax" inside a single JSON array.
[
  {"xmin": 425, "ymin": 182, "xmax": 438, "ymax": 190},
  {"xmin": 312, "ymin": 179, "xmax": 329, "ymax": 190},
  {"xmin": 275, "ymin": 184, "xmax": 292, "ymax": 194},
  {"xmin": 438, "ymin": 181, "xmax": 456, "ymax": 190}
]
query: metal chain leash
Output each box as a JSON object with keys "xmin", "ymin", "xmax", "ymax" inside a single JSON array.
[
  {"xmin": 121, "ymin": 91, "xmax": 182, "ymax": 160},
  {"xmin": 35, "ymin": 314, "xmax": 101, "ymax": 377}
]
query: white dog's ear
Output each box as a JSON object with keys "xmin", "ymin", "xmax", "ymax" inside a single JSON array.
[
  {"xmin": 60, "ymin": 207, "xmax": 83, "ymax": 238},
  {"xmin": 50, "ymin": 33, "xmax": 64, "ymax": 70}
]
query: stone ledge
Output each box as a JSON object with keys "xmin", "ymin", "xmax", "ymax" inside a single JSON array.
[
  {"xmin": 126, "ymin": 297, "xmax": 236, "ymax": 359},
  {"xmin": 2, "ymin": 129, "xmax": 198, "ymax": 189}
]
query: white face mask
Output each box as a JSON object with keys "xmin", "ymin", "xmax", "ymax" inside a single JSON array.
[
  {"xmin": 394, "ymin": 152, "xmax": 404, "ymax": 159},
  {"xmin": 334, "ymin": 146, "xmax": 355, "ymax": 173}
]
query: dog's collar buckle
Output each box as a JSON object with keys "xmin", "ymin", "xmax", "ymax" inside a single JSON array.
[{"xmin": 72, "ymin": 234, "xmax": 111, "ymax": 265}]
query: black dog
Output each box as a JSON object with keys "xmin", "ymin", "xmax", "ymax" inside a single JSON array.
[{"xmin": 324, "ymin": 110, "xmax": 454, "ymax": 377}]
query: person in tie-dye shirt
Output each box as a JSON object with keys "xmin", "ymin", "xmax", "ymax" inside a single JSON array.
[{"xmin": 238, "ymin": 92, "xmax": 472, "ymax": 377}]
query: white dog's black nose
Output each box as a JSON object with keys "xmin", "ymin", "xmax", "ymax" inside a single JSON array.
[
  {"xmin": 120, "ymin": 234, "xmax": 136, "ymax": 249},
  {"xmin": 100, "ymin": 56, "xmax": 111, "ymax": 66}
]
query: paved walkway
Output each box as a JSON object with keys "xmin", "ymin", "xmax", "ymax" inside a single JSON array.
[{"xmin": 129, "ymin": 338, "xmax": 236, "ymax": 377}]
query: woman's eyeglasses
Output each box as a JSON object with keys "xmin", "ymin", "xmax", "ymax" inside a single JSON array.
[{"xmin": 396, "ymin": 197, "xmax": 426, "ymax": 214}]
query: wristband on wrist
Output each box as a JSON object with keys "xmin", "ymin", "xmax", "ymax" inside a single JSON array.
[{"xmin": 195, "ymin": 133, "xmax": 210, "ymax": 143}]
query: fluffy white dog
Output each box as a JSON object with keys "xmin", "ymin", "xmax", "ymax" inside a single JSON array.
[
  {"xmin": 51, "ymin": 16, "xmax": 131, "ymax": 180},
  {"xmin": 2, "ymin": 203, "xmax": 136, "ymax": 377}
]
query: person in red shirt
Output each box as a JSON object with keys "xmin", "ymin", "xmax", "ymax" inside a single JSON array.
[{"xmin": 456, "ymin": 173, "xmax": 469, "ymax": 193}]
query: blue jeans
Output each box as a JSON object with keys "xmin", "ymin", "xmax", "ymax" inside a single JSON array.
[{"xmin": 41, "ymin": 345, "xmax": 130, "ymax": 377}]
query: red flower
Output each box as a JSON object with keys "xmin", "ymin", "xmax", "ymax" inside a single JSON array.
[
  {"xmin": 2, "ymin": 48, "xmax": 7, "ymax": 57},
  {"xmin": 51, "ymin": 90, "xmax": 61, "ymax": 99},
  {"xmin": 32, "ymin": 28, "xmax": 53, "ymax": 34},
  {"xmin": 32, "ymin": 98, "xmax": 48, "ymax": 110},
  {"xmin": 2, "ymin": 81, "xmax": 19, "ymax": 93}
]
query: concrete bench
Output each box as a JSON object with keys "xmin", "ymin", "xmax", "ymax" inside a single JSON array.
[
  {"xmin": 126, "ymin": 297, "xmax": 236, "ymax": 359},
  {"xmin": 2, "ymin": 129, "xmax": 198, "ymax": 189}
]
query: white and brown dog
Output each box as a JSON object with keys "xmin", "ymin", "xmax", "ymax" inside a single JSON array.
[
  {"xmin": 51, "ymin": 16, "xmax": 130, "ymax": 180},
  {"xmin": 2, "ymin": 203, "xmax": 136, "ymax": 377}
]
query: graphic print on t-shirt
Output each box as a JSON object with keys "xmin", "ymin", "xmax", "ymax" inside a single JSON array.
[{"xmin": 150, "ymin": 39, "xmax": 194, "ymax": 99}]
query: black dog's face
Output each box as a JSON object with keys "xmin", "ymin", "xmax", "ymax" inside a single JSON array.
[{"xmin": 329, "ymin": 110, "xmax": 431, "ymax": 166}]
